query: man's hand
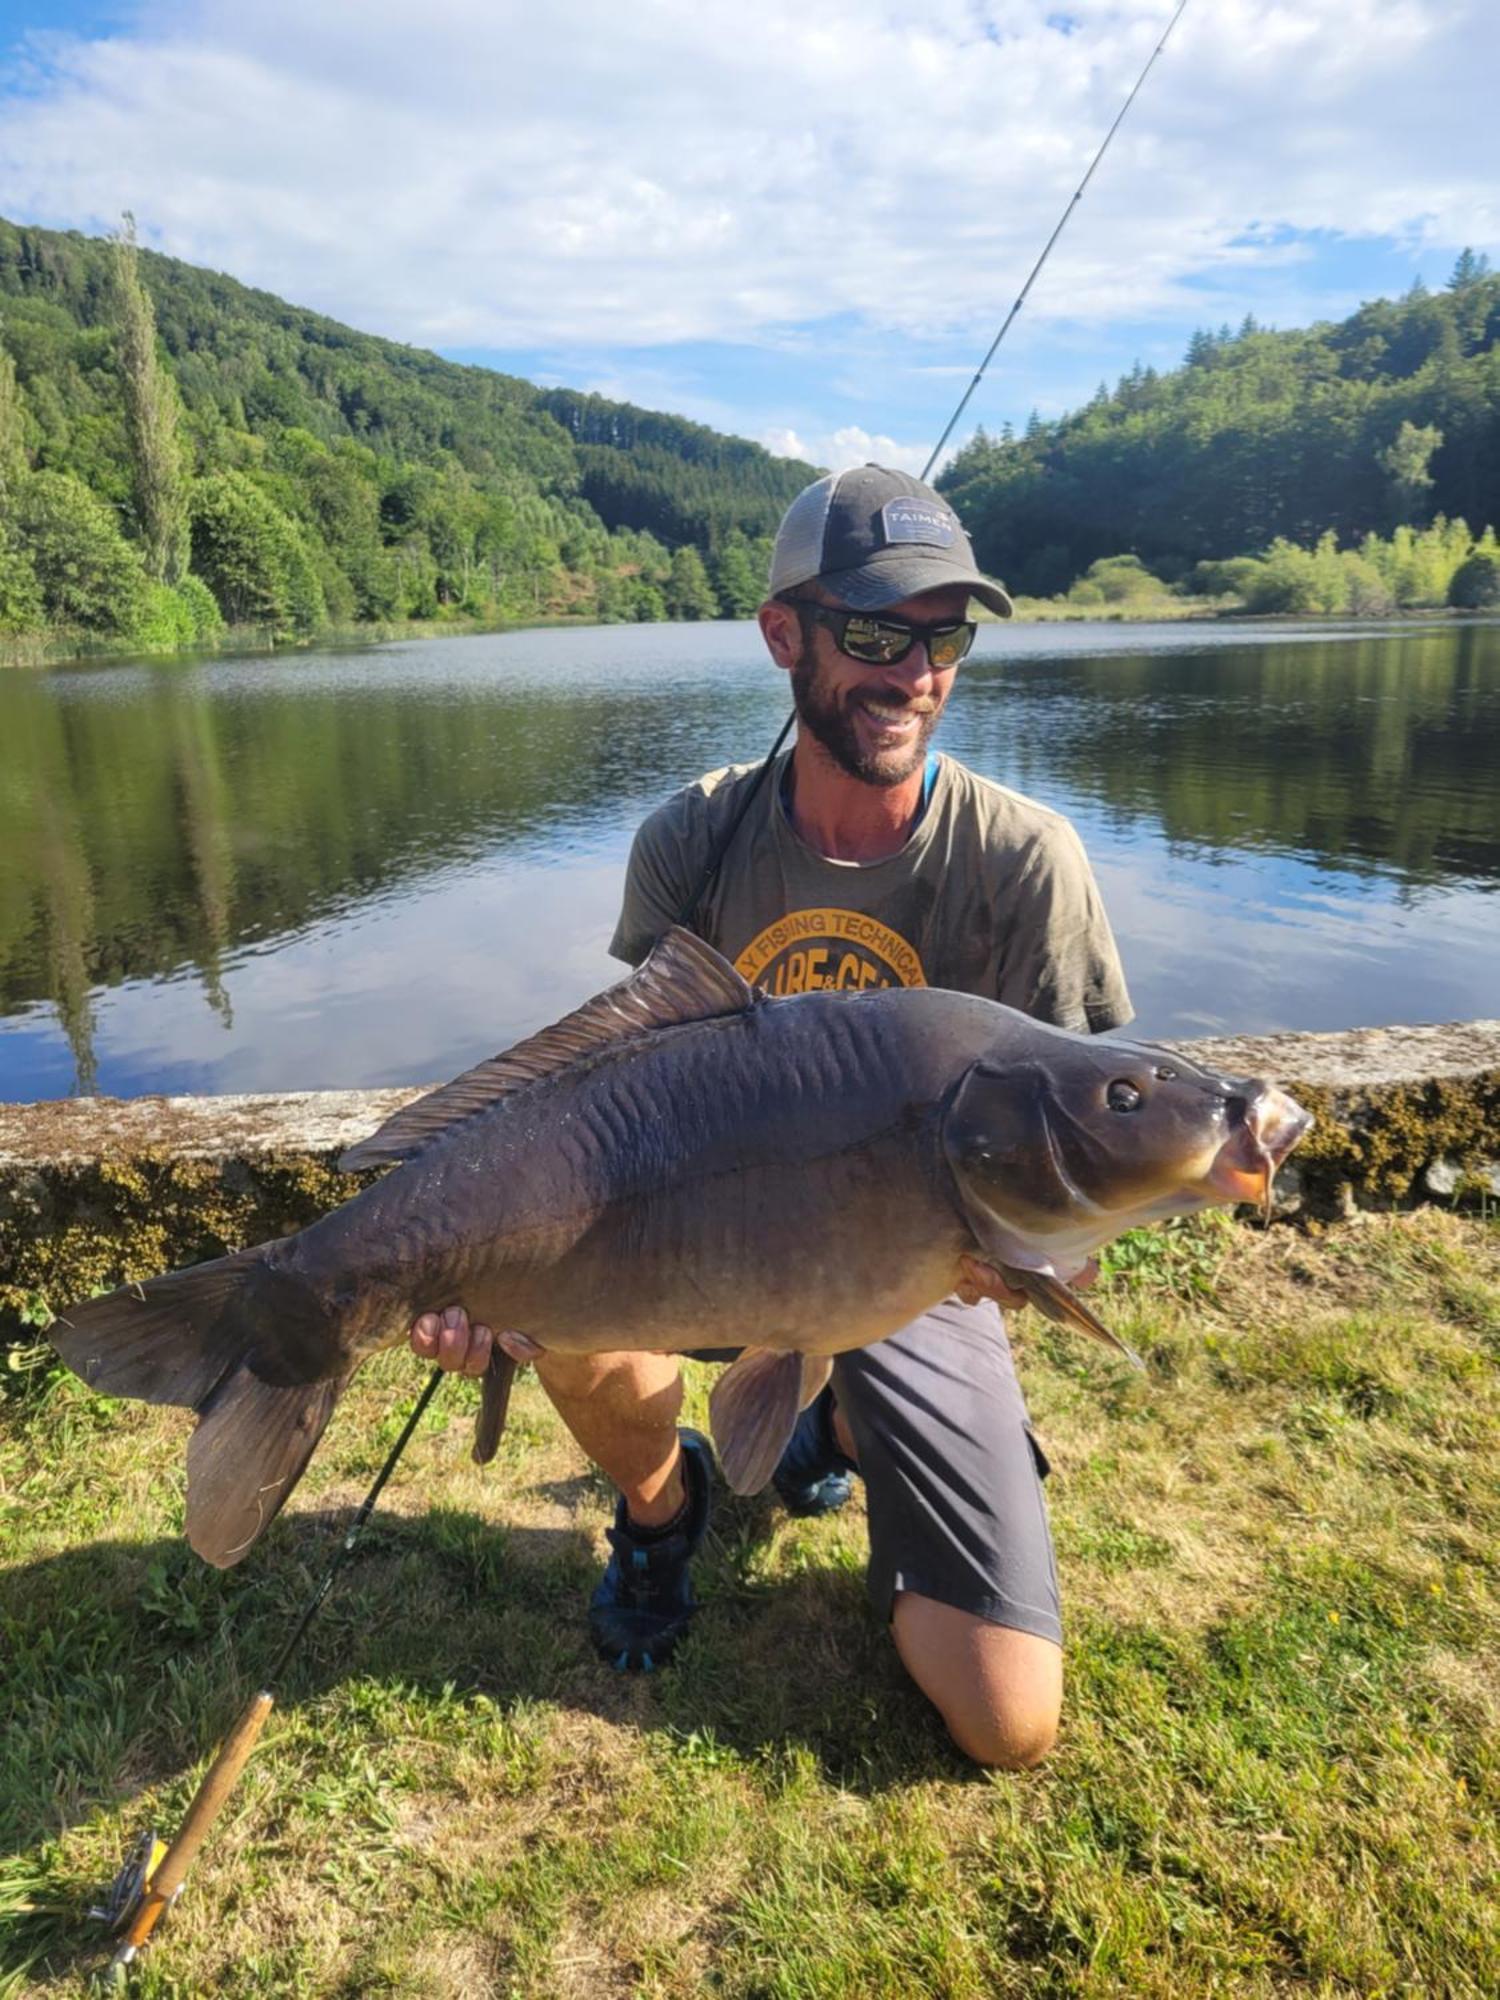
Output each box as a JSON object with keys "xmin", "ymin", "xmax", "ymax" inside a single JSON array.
[{"xmin": 408, "ymin": 1306, "xmax": 543, "ymax": 1374}]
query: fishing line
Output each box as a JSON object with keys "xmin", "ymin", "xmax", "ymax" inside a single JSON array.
[
  {"xmin": 681, "ymin": 0, "xmax": 1191, "ymax": 925},
  {"xmin": 922, "ymin": 0, "xmax": 1191, "ymax": 483},
  {"xmin": 88, "ymin": 10, "xmax": 1192, "ymax": 1967}
]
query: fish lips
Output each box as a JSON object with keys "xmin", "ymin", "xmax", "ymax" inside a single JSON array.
[{"xmin": 1202, "ymin": 1085, "xmax": 1313, "ymax": 1211}]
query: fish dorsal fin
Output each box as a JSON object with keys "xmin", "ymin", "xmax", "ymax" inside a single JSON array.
[{"xmin": 339, "ymin": 927, "xmax": 757, "ymax": 1170}]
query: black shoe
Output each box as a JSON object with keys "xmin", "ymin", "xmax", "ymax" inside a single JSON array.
[
  {"xmin": 587, "ymin": 1429, "xmax": 713, "ymax": 1672},
  {"xmin": 772, "ymin": 1386, "xmax": 857, "ymax": 1519}
]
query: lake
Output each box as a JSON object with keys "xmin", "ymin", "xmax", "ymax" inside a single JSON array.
[{"xmin": 2, "ymin": 616, "xmax": 1497, "ymax": 1101}]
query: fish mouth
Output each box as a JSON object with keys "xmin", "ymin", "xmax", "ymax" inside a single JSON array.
[{"xmin": 1205, "ymin": 1086, "xmax": 1313, "ymax": 1216}]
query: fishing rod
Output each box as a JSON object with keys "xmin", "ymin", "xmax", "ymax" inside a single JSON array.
[
  {"xmin": 86, "ymin": 6, "xmax": 1191, "ymax": 1974},
  {"xmin": 682, "ymin": 0, "xmax": 1192, "ymax": 927},
  {"xmin": 92, "ymin": 1363, "xmax": 449, "ymax": 1983}
]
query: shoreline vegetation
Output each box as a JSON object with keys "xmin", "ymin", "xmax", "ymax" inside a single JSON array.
[
  {"xmin": 3, "ymin": 220, "xmax": 1499, "ymax": 673},
  {"xmin": 5, "ymin": 568, "xmax": 1496, "ymax": 673}
]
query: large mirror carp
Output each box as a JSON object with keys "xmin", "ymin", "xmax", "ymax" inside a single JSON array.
[{"xmin": 50, "ymin": 929, "xmax": 1310, "ymax": 1566}]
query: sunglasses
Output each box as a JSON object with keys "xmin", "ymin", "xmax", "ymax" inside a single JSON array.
[{"xmin": 791, "ymin": 601, "xmax": 977, "ymax": 670}]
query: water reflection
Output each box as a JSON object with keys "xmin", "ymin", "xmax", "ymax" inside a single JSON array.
[{"xmin": 1, "ymin": 618, "xmax": 1496, "ymax": 1098}]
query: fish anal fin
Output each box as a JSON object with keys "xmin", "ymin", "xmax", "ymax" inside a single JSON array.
[
  {"xmin": 708, "ymin": 1346, "xmax": 806, "ymax": 1496},
  {"xmin": 1000, "ymin": 1263, "xmax": 1145, "ymax": 1372},
  {"xmin": 799, "ymin": 1354, "xmax": 833, "ymax": 1410},
  {"xmin": 472, "ymin": 1348, "xmax": 518, "ymax": 1466},
  {"xmin": 340, "ymin": 927, "xmax": 757, "ymax": 1171},
  {"xmin": 186, "ymin": 1365, "xmax": 350, "ymax": 1567}
]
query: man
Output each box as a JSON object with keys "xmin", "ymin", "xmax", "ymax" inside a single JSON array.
[{"xmin": 411, "ymin": 464, "xmax": 1132, "ymax": 1767}]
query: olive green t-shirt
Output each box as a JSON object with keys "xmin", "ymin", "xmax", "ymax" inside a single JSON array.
[{"xmin": 610, "ymin": 752, "xmax": 1133, "ymax": 1035}]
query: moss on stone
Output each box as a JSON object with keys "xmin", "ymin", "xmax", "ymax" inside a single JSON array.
[
  {"xmin": 1282, "ymin": 1068, "xmax": 1500, "ymax": 1209},
  {"xmin": 0, "ymin": 1149, "xmax": 378, "ymax": 1332}
]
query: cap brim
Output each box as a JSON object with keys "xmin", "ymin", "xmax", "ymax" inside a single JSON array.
[{"xmin": 822, "ymin": 550, "xmax": 1013, "ymax": 619}]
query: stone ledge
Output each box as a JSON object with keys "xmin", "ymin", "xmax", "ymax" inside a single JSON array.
[
  {"xmin": 2, "ymin": 1020, "xmax": 1497, "ymax": 1327},
  {"xmin": 3, "ymin": 1020, "xmax": 1496, "ymax": 1170}
]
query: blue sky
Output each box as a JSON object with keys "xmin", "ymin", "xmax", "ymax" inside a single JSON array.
[{"xmin": 1, "ymin": 0, "xmax": 1494, "ymax": 471}]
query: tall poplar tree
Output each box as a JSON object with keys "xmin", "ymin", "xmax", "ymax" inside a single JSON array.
[
  {"xmin": 0, "ymin": 326, "xmax": 25, "ymax": 494},
  {"xmin": 113, "ymin": 214, "xmax": 188, "ymax": 583}
]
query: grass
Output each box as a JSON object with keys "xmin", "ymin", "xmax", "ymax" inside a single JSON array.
[{"xmin": 2, "ymin": 1208, "xmax": 1496, "ymax": 1996}]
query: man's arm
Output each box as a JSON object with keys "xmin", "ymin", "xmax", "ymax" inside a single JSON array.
[
  {"xmin": 609, "ymin": 803, "xmax": 702, "ymax": 967},
  {"xmin": 994, "ymin": 818, "xmax": 1133, "ymax": 1035}
]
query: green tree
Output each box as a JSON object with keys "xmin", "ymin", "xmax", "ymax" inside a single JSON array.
[
  {"xmin": 12, "ymin": 469, "xmax": 149, "ymax": 630},
  {"xmin": 710, "ymin": 528, "xmax": 763, "ymax": 617},
  {"xmin": 1378, "ymin": 420, "xmax": 1443, "ymax": 527},
  {"xmin": 1448, "ymin": 247, "xmax": 1492, "ymax": 290},
  {"xmin": 112, "ymin": 215, "xmax": 188, "ymax": 583},
  {"xmin": 665, "ymin": 544, "xmax": 718, "ymax": 620},
  {"xmin": 190, "ymin": 470, "xmax": 325, "ymax": 631},
  {"xmin": 0, "ymin": 328, "xmax": 26, "ymax": 496},
  {"xmin": 0, "ymin": 522, "xmax": 42, "ymax": 630},
  {"xmin": 1448, "ymin": 549, "xmax": 1500, "ymax": 608}
]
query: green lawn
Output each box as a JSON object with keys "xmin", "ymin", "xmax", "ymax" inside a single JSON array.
[{"xmin": 2, "ymin": 1208, "xmax": 1496, "ymax": 1997}]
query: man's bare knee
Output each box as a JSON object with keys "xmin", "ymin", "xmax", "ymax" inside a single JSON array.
[
  {"xmin": 946, "ymin": 1700, "xmax": 1058, "ymax": 1771},
  {"xmin": 892, "ymin": 1592, "xmax": 1061, "ymax": 1770}
]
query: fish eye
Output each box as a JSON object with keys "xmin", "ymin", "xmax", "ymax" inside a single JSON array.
[
  {"xmin": 1107, "ymin": 1079, "xmax": 1143, "ymax": 1112},
  {"xmin": 1154, "ymin": 1065, "xmax": 1177, "ymax": 1081}
]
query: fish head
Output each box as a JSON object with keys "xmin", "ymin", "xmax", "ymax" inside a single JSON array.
[{"xmin": 941, "ymin": 1035, "xmax": 1312, "ymax": 1261}]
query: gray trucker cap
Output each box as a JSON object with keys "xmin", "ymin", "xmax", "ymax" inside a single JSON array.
[{"xmin": 768, "ymin": 463, "xmax": 1013, "ymax": 617}]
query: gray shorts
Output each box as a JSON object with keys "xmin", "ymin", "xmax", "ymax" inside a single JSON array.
[{"xmin": 829, "ymin": 1297, "xmax": 1062, "ymax": 1647}]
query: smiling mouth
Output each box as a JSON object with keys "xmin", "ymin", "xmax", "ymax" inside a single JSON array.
[{"xmin": 857, "ymin": 698, "xmax": 935, "ymax": 728}]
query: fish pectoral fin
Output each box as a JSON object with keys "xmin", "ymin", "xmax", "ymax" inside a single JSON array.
[
  {"xmin": 709, "ymin": 1347, "xmax": 807, "ymax": 1496},
  {"xmin": 472, "ymin": 1348, "xmax": 518, "ymax": 1466},
  {"xmin": 1000, "ymin": 1264, "xmax": 1145, "ymax": 1372},
  {"xmin": 186, "ymin": 1363, "xmax": 353, "ymax": 1568}
]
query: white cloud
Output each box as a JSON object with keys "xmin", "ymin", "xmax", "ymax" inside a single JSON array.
[
  {"xmin": 760, "ymin": 425, "xmax": 938, "ymax": 476},
  {"xmin": 0, "ymin": 0, "xmax": 1493, "ymax": 358}
]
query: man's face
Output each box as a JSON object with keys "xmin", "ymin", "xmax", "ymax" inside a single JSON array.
[{"xmin": 786, "ymin": 584, "xmax": 970, "ymax": 788}]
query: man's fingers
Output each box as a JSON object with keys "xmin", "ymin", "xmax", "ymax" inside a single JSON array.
[
  {"xmin": 432, "ymin": 1304, "xmax": 482, "ymax": 1376},
  {"xmin": 461, "ymin": 1321, "xmax": 494, "ymax": 1377},
  {"xmin": 410, "ymin": 1308, "xmax": 521, "ymax": 1378},
  {"xmin": 957, "ymin": 1255, "xmax": 1030, "ymax": 1312}
]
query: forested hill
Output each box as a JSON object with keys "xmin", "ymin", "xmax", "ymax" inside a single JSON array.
[
  {"xmin": 0, "ymin": 216, "xmax": 816, "ymax": 646},
  {"xmin": 940, "ymin": 258, "xmax": 1500, "ymax": 596}
]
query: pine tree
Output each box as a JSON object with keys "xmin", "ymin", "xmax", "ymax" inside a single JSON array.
[
  {"xmin": 1448, "ymin": 247, "xmax": 1491, "ymax": 290},
  {"xmin": 112, "ymin": 214, "xmax": 189, "ymax": 584}
]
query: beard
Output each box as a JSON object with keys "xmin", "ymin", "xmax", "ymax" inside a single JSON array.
[{"xmin": 789, "ymin": 644, "xmax": 942, "ymax": 787}]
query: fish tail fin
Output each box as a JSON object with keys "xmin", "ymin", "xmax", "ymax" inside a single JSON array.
[
  {"xmin": 186, "ymin": 1360, "xmax": 352, "ymax": 1567},
  {"xmin": 51, "ymin": 1253, "xmax": 354, "ymax": 1566},
  {"xmin": 49, "ymin": 1249, "xmax": 267, "ymax": 1409}
]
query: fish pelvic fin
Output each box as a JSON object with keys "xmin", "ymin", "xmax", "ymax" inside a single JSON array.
[
  {"xmin": 709, "ymin": 1347, "xmax": 829, "ymax": 1497},
  {"xmin": 339, "ymin": 926, "xmax": 757, "ymax": 1171},
  {"xmin": 1000, "ymin": 1263, "xmax": 1145, "ymax": 1372},
  {"xmin": 472, "ymin": 1347, "xmax": 518, "ymax": 1465},
  {"xmin": 187, "ymin": 1364, "xmax": 352, "ymax": 1567}
]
